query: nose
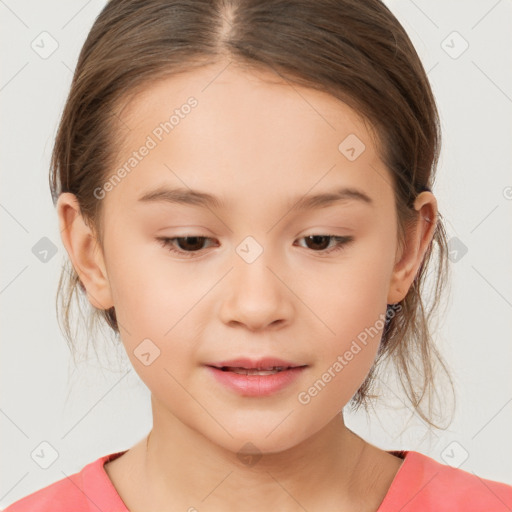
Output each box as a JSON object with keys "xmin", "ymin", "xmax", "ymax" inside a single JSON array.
[{"xmin": 218, "ymin": 248, "xmax": 294, "ymax": 332}]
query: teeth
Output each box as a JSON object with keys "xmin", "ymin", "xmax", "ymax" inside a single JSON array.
[{"xmin": 223, "ymin": 366, "xmax": 287, "ymax": 375}]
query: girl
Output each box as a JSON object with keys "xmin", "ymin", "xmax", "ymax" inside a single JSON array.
[{"xmin": 5, "ymin": 0, "xmax": 511, "ymax": 510}]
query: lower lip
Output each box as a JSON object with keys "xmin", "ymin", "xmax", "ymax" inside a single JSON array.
[{"xmin": 206, "ymin": 366, "xmax": 307, "ymax": 397}]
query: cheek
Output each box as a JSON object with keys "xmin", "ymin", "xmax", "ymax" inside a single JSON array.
[
  {"xmin": 103, "ymin": 232, "xmax": 212, "ymax": 377},
  {"xmin": 105, "ymin": 232, "xmax": 206, "ymax": 332},
  {"xmin": 309, "ymin": 233, "xmax": 395, "ymax": 335},
  {"xmin": 301, "ymin": 290, "xmax": 385, "ymax": 413},
  {"xmin": 106, "ymin": 252, "xmax": 198, "ymax": 395},
  {"xmin": 303, "ymin": 233, "xmax": 395, "ymax": 393}
]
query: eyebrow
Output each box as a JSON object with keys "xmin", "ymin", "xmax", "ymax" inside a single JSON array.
[{"xmin": 137, "ymin": 185, "xmax": 373, "ymax": 211}]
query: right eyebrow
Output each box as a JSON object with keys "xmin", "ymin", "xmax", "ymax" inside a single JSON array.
[{"xmin": 137, "ymin": 186, "xmax": 225, "ymax": 210}]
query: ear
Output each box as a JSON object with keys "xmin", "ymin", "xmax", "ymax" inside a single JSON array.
[
  {"xmin": 56, "ymin": 192, "xmax": 114, "ymax": 310},
  {"xmin": 387, "ymin": 191, "xmax": 438, "ymax": 304}
]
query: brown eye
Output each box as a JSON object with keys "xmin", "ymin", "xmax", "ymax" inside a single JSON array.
[
  {"xmin": 157, "ymin": 234, "xmax": 353, "ymax": 259},
  {"xmin": 296, "ymin": 235, "xmax": 354, "ymax": 254},
  {"xmin": 157, "ymin": 236, "xmax": 215, "ymax": 257},
  {"xmin": 173, "ymin": 236, "xmax": 208, "ymax": 251},
  {"xmin": 303, "ymin": 235, "xmax": 331, "ymax": 251}
]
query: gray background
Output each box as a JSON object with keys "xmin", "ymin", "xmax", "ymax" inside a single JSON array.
[{"xmin": 1, "ymin": 0, "xmax": 511, "ymax": 507}]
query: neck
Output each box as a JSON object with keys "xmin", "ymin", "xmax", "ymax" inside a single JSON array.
[{"xmin": 141, "ymin": 399, "xmax": 370, "ymax": 512}]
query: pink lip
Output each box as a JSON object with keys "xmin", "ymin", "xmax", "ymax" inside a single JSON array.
[
  {"xmin": 206, "ymin": 357, "xmax": 303, "ymax": 370},
  {"xmin": 204, "ymin": 357, "xmax": 308, "ymax": 397}
]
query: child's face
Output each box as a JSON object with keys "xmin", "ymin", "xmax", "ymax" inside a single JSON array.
[{"xmin": 69, "ymin": 62, "xmax": 426, "ymax": 453}]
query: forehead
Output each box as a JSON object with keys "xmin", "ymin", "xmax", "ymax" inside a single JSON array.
[
  {"xmin": 118, "ymin": 62, "xmax": 376, "ymax": 146},
  {"xmin": 106, "ymin": 62, "xmax": 392, "ymax": 213}
]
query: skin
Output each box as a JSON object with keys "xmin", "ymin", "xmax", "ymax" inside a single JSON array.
[{"xmin": 57, "ymin": 60, "xmax": 437, "ymax": 511}]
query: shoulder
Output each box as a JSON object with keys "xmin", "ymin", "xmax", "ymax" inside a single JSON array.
[
  {"xmin": 2, "ymin": 451, "xmax": 128, "ymax": 512},
  {"xmin": 2, "ymin": 472, "xmax": 83, "ymax": 512},
  {"xmin": 379, "ymin": 450, "xmax": 512, "ymax": 512}
]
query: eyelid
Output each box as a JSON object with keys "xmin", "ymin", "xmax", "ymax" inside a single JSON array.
[
  {"xmin": 156, "ymin": 236, "xmax": 216, "ymax": 259},
  {"xmin": 156, "ymin": 233, "xmax": 354, "ymax": 258}
]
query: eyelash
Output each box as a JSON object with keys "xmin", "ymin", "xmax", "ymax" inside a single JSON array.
[{"xmin": 156, "ymin": 234, "xmax": 354, "ymax": 258}]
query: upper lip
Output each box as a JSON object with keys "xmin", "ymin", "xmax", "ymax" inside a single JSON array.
[{"xmin": 205, "ymin": 357, "xmax": 307, "ymax": 370}]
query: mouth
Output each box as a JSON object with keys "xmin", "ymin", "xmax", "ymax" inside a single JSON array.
[
  {"xmin": 205, "ymin": 357, "xmax": 308, "ymax": 375},
  {"xmin": 205, "ymin": 359, "xmax": 308, "ymax": 396},
  {"xmin": 210, "ymin": 365, "xmax": 303, "ymax": 375}
]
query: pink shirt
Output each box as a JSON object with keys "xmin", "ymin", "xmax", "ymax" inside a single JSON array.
[{"xmin": 3, "ymin": 449, "xmax": 512, "ymax": 511}]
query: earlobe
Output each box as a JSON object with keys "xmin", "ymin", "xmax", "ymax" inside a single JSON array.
[
  {"xmin": 56, "ymin": 193, "xmax": 114, "ymax": 311},
  {"xmin": 387, "ymin": 191, "xmax": 437, "ymax": 304}
]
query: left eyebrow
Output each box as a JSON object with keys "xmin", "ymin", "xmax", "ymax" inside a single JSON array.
[
  {"xmin": 288, "ymin": 187, "xmax": 373, "ymax": 212},
  {"xmin": 137, "ymin": 186, "xmax": 373, "ymax": 211}
]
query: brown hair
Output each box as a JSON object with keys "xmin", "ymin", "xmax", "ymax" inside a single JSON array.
[{"xmin": 50, "ymin": 0, "xmax": 455, "ymax": 429}]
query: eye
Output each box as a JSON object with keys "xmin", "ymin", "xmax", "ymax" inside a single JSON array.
[
  {"xmin": 157, "ymin": 234, "xmax": 353, "ymax": 258},
  {"xmin": 295, "ymin": 235, "xmax": 354, "ymax": 255},
  {"xmin": 157, "ymin": 236, "xmax": 216, "ymax": 258}
]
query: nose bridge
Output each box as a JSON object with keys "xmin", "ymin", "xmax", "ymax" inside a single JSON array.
[
  {"xmin": 232, "ymin": 233, "xmax": 281, "ymax": 297},
  {"xmin": 219, "ymin": 234, "xmax": 292, "ymax": 329}
]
